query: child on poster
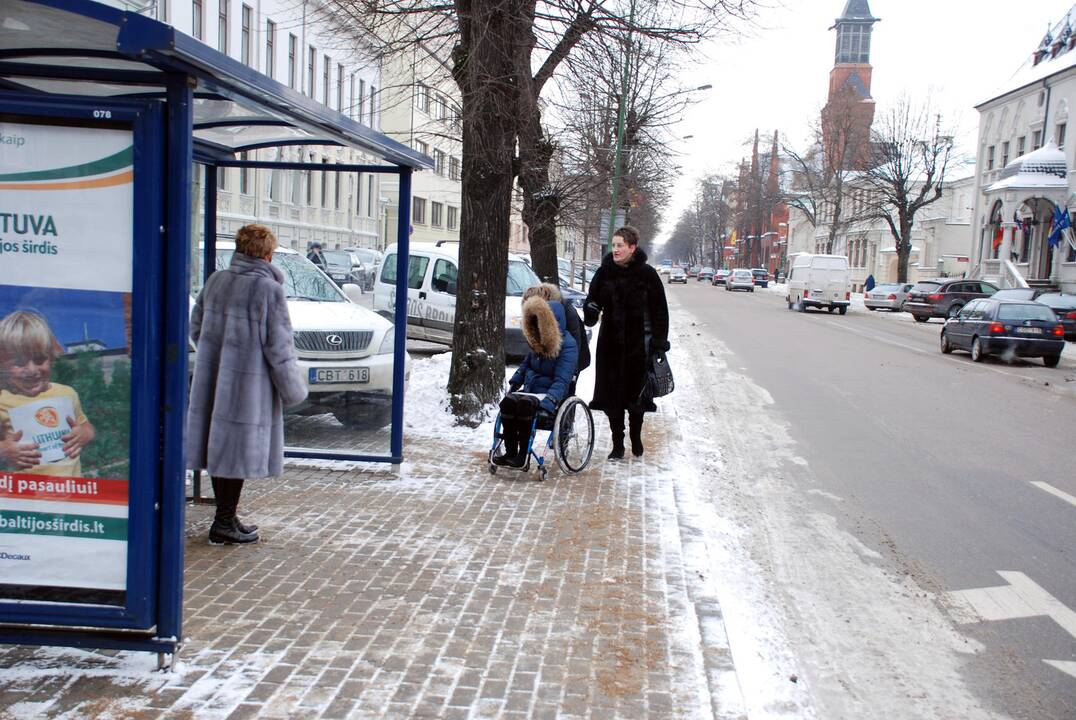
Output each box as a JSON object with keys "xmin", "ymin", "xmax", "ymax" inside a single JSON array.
[{"xmin": 0, "ymin": 310, "xmax": 95, "ymax": 477}]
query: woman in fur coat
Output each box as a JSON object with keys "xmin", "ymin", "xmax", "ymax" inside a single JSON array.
[
  {"xmin": 494, "ymin": 296, "xmax": 579, "ymax": 468},
  {"xmin": 583, "ymin": 226, "xmax": 669, "ymax": 459},
  {"xmin": 187, "ymin": 224, "xmax": 307, "ymax": 544}
]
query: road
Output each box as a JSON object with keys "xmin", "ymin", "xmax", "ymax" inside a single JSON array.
[{"xmin": 669, "ymin": 280, "xmax": 1076, "ymax": 720}]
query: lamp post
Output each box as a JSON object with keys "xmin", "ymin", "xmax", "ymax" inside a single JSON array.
[{"xmin": 778, "ymin": 221, "xmax": 788, "ymax": 281}]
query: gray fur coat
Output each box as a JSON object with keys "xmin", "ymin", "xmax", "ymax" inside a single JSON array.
[{"xmin": 187, "ymin": 253, "xmax": 307, "ymax": 478}]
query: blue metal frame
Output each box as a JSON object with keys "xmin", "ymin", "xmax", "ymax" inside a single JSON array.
[{"xmin": 0, "ymin": 93, "xmax": 167, "ymax": 634}]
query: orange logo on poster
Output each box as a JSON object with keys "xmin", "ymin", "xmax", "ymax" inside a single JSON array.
[{"xmin": 34, "ymin": 407, "xmax": 60, "ymax": 428}]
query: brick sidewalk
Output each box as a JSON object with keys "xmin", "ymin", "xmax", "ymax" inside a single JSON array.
[{"xmin": 0, "ymin": 397, "xmax": 743, "ymax": 719}]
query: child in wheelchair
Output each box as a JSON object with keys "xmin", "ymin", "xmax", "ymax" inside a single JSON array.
[{"xmin": 493, "ymin": 293, "xmax": 579, "ymax": 468}]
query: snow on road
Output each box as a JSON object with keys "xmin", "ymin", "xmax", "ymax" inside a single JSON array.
[{"xmin": 665, "ymin": 288, "xmax": 1005, "ymax": 719}]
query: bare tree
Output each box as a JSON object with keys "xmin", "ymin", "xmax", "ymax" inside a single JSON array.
[
  {"xmin": 783, "ymin": 91, "xmax": 873, "ymax": 253},
  {"xmin": 860, "ymin": 95, "xmax": 954, "ymax": 283}
]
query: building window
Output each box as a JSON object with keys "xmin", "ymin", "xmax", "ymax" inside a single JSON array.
[
  {"xmin": 192, "ymin": 0, "xmax": 204, "ymax": 40},
  {"xmin": 447, "ymin": 206, "xmax": 458, "ymax": 231},
  {"xmin": 336, "ymin": 64, "xmax": 344, "ymax": 111},
  {"xmin": 240, "ymin": 5, "xmax": 252, "ymax": 65},
  {"xmin": 217, "ymin": 0, "xmax": 229, "ymax": 54},
  {"xmin": 369, "ymin": 85, "xmax": 377, "ymax": 127},
  {"xmin": 334, "ymin": 167, "xmax": 342, "ymax": 209},
  {"xmin": 268, "ymin": 168, "xmax": 282, "ymax": 201},
  {"xmin": 431, "ymin": 201, "xmax": 443, "ymax": 227},
  {"xmin": 349, "ymin": 73, "xmax": 356, "ymax": 119},
  {"xmin": 449, "ymin": 156, "xmax": 461, "ymax": 181},
  {"xmin": 986, "ymin": 145, "xmax": 995, "ymax": 171},
  {"xmin": 416, "ymin": 83, "xmax": 429, "ymax": 113},
  {"xmin": 358, "ymin": 79, "xmax": 366, "ymax": 122},
  {"xmin": 287, "ymin": 34, "xmax": 297, "ymax": 88},
  {"xmin": 307, "ymin": 46, "xmax": 316, "ymax": 98},
  {"xmin": 415, "ymin": 139, "xmax": 429, "ymax": 156},
  {"xmin": 1057, "ymin": 122, "xmax": 1067, "ymax": 149},
  {"xmin": 1033, "ymin": 129, "xmax": 1042, "ymax": 150},
  {"xmin": 1001, "ymin": 141, "xmax": 1009, "ymax": 167},
  {"xmin": 1017, "ymin": 136, "xmax": 1026, "ymax": 157},
  {"xmin": 434, "ymin": 149, "xmax": 446, "ymax": 175},
  {"xmin": 239, "ymin": 151, "xmax": 251, "ymax": 195},
  {"xmin": 323, "ymin": 55, "xmax": 330, "ymax": 105},
  {"xmin": 412, "ymin": 196, "xmax": 426, "ymax": 225},
  {"xmin": 321, "ymin": 158, "xmax": 329, "ymax": 207},
  {"xmin": 265, "ymin": 20, "xmax": 275, "ymax": 78},
  {"xmin": 367, "ymin": 174, "xmax": 375, "ymax": 217}
]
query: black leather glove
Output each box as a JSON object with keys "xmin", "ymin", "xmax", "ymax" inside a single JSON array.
[
  {"xmin": 652, "ymin": 339, "xmax": 671, "ymax": 353},
  {"xmin": 584, "ymin": 301, "xmax": 601, "ymax": 326}
]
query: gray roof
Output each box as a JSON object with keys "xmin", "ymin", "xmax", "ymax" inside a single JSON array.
[{"xmin": 838, "ymin": 0, "xmax": 877, "ymax": 22}]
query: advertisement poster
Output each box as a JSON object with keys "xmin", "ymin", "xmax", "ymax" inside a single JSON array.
[{"xmin": 0, "ymin": 120, "xmax": 133, "ymax": 604}]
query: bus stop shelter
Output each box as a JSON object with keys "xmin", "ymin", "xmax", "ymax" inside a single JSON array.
[{"xmin": 0, "ymin": 0, "xmax": 430, "ymax": 660}]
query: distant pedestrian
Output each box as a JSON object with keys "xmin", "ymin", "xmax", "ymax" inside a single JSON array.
[
  {"xmin": 864, "ymin": 274, "xmax": 876, "ymax": 292},
  {"xmin": 583, "ymin": 226, "xmax": 669, "ymax": 459},
  {"xmin": 307, "ymin": 242, "xmax": 327, "ymax": 270},
  {"xmin": 187, "ymin": 224, "xmax": 307, "ymax": 545}
]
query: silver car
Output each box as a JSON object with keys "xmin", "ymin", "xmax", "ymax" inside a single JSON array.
[
  {"xmin": 865, "ymin": 283, "xmax": 913, "ymax": 311},
  {"xmin": 725, "ymin": 268, "xmax": 755, "ymax": 292}
]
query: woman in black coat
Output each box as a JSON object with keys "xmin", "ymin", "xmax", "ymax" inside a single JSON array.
[{"xmin": 583, "ymin": 226, "xmax": 669, "ymax": 458}]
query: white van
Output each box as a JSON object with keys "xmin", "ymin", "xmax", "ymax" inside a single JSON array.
[
  {"xmin": 372, "ymin": 242, "xmax": 541, "ymax": 358},
  {"xmin": 786, "ymin": 253, "xmax": 851, "ymax": 314},
  {"xmin": 193, "ymin": 242, "xmax": 408, "ymax": 429}
]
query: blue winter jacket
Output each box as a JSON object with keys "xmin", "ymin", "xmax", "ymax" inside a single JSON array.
[{"xmin": 508, "ymin": 298, "xmax": 579, "ymax": 414}]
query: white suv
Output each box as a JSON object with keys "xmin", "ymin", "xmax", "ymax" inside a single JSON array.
[{"xmin": 192, "ymin": 243, "xmax": 409, "ymax": 429}]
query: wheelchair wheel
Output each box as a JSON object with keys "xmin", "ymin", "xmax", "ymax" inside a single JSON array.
[{"xmin": 553, "ymin": 397, "xmax": 594, "ymax": 474}]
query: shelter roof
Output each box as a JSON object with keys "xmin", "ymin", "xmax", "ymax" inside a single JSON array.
[{"xmin": 0, "ymin": 0, "xmax": 433, "ymax": 169}]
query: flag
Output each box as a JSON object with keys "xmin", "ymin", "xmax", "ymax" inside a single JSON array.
[
  {"xmin": 992, "ymin": 225, "xmax": 1004, "ymax": 251},
  {"xmin": 1048, "ymin": 204, "xmax": 1071, "ymax": 248}
]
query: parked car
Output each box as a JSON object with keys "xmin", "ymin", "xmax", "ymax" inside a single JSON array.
[
  {"xmin": 786, "ymin": 253, "xmax": 850, "ymax": 313},
  {"xmin": 865, "ymin": 283, "xmax": 914, "ymax": 312},
  {"xmin": 373, "ymin": 242, "xmax": 544, "ymax": 359},
  {"xmin": 668, "ymin": 268, "xmax": 688, "ymax": 284},
  {"xmin": 558, "ymin": 281, "xmax": 587, "ymax": 309},
  {"xmin": 192, "ymin": 242, "xmax": 406, "ymax": 429},
  {"xmin": 321, "ymin": 249, "xmax": 358, "ymax": 288},
  {"xmin": 712, "ymin": 268, "xmax": 732, "ymax": 286},
  {"xmin": 345, "ymin": 247, "xmax": 383, "ymax": 291},
  {"xmin": 904, "ymin": 278, "xmax": 998, "ymax": 322},
  {"xmin": 697, "ymin": 267, "xmax": 715, "ymax": 282},
  {"xmin": 751, "ymin": 268, "xmax": 770, "ymax": 288},
  {"xmin": 992, "ymin": 288, "xmax": 1076, "ymax": 340},
  {"xmin": 725, "ymin": 268, "xmax": 755, "ymax": 292},
  {"xmin": 940, "ymin": 299, "xmax": 1066, "ymax": 367},
  {"xmin": 687, "ymin": 266, "xmax": 700, "ymax": 277}
]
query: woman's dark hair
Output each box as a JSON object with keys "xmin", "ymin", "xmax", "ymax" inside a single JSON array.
[{"xmin": 613, "ymin": 225, "xmax": 640, "ymax": 247}]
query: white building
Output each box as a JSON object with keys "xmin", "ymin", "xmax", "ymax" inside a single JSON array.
[
  {"xmin": 786, "ymin": 175, "xmax": 974, "ymax": 290},
  {"xmin": 110, "ymin": 0, "xmax": 390, "ymax": 252},
  {"xmin": 971, "ymin": 6, "xmax": 1076, "ymax": 293},
  {"xmin": 379, "ymin": 48, "xmax": 462, "ymax": 246}
]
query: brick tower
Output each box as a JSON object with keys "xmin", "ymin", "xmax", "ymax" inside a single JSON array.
[{"xmin": 823, "ymin": 0, "xmax": 879, "ymax": 170}]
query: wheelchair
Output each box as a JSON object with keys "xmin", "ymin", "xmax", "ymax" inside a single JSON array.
[{"xmin": 488, "ymin": 390, "xmax": 595, "ymax": 481}]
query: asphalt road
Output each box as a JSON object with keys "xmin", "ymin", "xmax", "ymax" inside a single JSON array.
[{"xmin": 671, "ymin": 280, "xmax": 1076, "ymax": 720}]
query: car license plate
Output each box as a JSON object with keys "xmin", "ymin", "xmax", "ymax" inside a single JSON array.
[
  {"xmin": 1016, "ymin": 327, "xmax": 1042, "ymax": 334},
  {"xmin": 310, "ymin": 367, "xmax": 369, "ymax": 384}
]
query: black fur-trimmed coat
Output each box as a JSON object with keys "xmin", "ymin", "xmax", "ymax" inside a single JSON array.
[{"xmin": 583, "ymin": 249, "xmax": 669, "ymax": 414}]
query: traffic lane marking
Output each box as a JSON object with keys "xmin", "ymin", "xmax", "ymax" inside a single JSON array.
[
  {"xmin": 947, "ymin": 571, "xmax": 1076, "ymax": 681},
  {"xmin": 1031, "ymin": 481, "xmax": 1076, "ymax": 509}
]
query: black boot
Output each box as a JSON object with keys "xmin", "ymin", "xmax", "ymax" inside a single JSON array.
[
  {"xmin": 607, "ymin": 412, "xmax": 625, "ymax": 460},
  {"xmin": 629, "ymin": 413, "xmax": 645, "ymax": 457},
  {"xmin": 494, "ymin": 421, "xmax": 520, "ymax": 466},
  {"xmin": 213, "ymin": 477, "xmax": 259, "ymax": 534},
  {"xmin": 209, "ymin": 478, "xmax": 258, "ymax": 545}
]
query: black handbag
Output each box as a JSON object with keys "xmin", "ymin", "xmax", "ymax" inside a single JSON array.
[{"xmin": 642, "ymin": 351, "xmax": 674, "ymax": 400}]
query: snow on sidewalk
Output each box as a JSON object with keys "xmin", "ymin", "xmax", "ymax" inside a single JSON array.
[{"xmin": 0, "ymin": 333, "xmax": 749, "ymax": 719}]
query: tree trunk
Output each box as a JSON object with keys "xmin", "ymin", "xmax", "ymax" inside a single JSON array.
[
  {"xmin": 896, "ymin": 219, "xmax": 913, "ymax": 283},
  {"xmin": 448, "ymin": 0, "xmax": 519, "ymax": 424},
  {"xmin": 517, "ymin": 99, "xmax": 560, "ymax": 284}
]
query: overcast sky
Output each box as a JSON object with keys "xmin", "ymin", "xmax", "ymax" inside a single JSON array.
[{"xmin": 653, "ymin": 0, "xmax": 1076, "ymax": 245}]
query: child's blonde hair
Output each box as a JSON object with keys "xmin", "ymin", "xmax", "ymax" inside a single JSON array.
[{"xmin": 0, "ymin": 310, "xmax": 57, "ymax": 363}]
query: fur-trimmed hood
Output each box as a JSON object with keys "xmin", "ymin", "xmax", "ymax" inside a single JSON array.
[{"xmin": 522, "ymin": 296, "xmax": 564, "ymax": 358}]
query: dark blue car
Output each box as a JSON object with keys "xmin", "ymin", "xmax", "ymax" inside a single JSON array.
[{"xmin": 940, "ymin": 299, "xmax": 1066, "ymax": 367}]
